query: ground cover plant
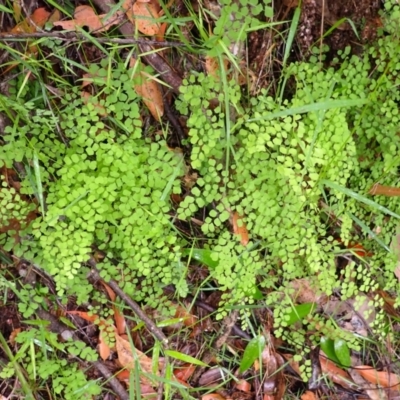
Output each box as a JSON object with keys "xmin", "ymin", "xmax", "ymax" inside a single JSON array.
[{"xmin": 1, "ymin": 0, "xmax": 400, "ymax": 398}]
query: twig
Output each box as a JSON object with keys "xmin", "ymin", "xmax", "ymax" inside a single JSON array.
[
  {"xmin": 91, "ymin": 0, "xmax": 183, "ymax": 93},
  {"xmin": 35, "ymin": 308, "xmax": 130, "ymax": 400},
  {"xmin": 88, "ymin": 266, "xmax": 169, "ymax": 347},
  {"xmin": 163, "ymin": 285, "xmax": 251, "ymax": 340},
  {"xmin": 162, "ymin": 89, "xmax": 186, "ymax": 143},
  {"xmin": 0, "ymin": 32, "xmax": 184, "ymax": 47},
  {"xmin": 88, "ymin": 265, "xmax": 170, "ymax": 400}
]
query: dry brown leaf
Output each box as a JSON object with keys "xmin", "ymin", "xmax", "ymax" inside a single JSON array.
[
  {"xmin": 11, "ymin": 7, "xmax": 51, "ymax": 33},
  {"xmin": 319, "ymin": 357, "xmax": 357, "ymax": 390},
  {"xmin": 201, "ymin": 395, "xmax": 226, "ymax": 400},
  {"xmin": 5, "ymin": 7, "xmax": 58, "ymax": 73},
  {"xmin": 174, "ymin": 363, "xmax": 196, "ymax": 382},
  {"xmin": 205, "ymin": 55, "xmax": 229, "ymax": 82},
  {"xmin": 81, "ymin": 91, "xmax": 107, "ymax": 116},
  {"xmin": 174, "ymin": 304, "xmax": 198, "ymax": 327},
  {"xmin": 53, "ymin": 5, "xmax": 122, "ymax": 33},
  {"xmin": 349, "ymin": 365, "xmax": 388, "ymax": 400},
  {"xmin": 369, "ymin": 183, "xmax": 400, "ymax": 196},
  {"xmin": 116, "ymin": 333, "xmax": 159, "ymax": 386},
  {"xmin": 130, "ymin": 57, "xmax": 164, "ymax": 121},
  {"xmin": 131, "ymin": 0, "xmax": 161, "ymax": 35},
  {"xmin": 235, "ymin": 379, "xmax": 251, "ymax": 392},
  {"xmin": 98, "ymin": 332, "xmax": 111, "ymax": 361},
  {"xmin": 355, "ymin": 366, "xmax": 400, "ymax": 390},
  {"xmin": 284, "ymin": 353, "xmax": 356, "ymax": 391},
  {"xmin": 100, "ymin": 281, "xmax": 126, "ymax": 335},
  {"xmin": 301, "ymin": 391, "xmax": 318, "ymax": 400},
  {"xmin": 231, "ymin": 211, "xmax": 249, "ymax": 246},
  {"xmin": 9, "ymin": 328, "xmax": 21, "ymax": 345},
  {"xmin": 289, "ymin": 278, "xmax": 328, "ymax": 305}
]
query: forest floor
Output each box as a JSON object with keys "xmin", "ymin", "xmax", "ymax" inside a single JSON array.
[{"xmin": 1, "ymin": 0, "xmax": 399, "ymax": 399}]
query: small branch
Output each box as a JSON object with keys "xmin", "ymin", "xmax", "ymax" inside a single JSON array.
[
  {"xmin": 88, "ymin": 267, "xmax": 169, "ymax": 347},
  {"xmin": 91, "ymin": 0, "xmax": 183, "ymax": 93},
  {"xmin": 36, "ymin": 308, "xmax": 129, "ymax": 400},
  {"xmin": 87, "ymin": 265, "xmax": 170, "ymax": 399},
  {"xmin": 0, "ymin": 32, "xmax": 184, "ymax": 47}
]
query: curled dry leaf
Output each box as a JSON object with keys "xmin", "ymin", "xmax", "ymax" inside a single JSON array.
[
  {"xmin": 174, "ymin": 304, "xmax": 198, "ymax": 327},
  {"xmin": 116, "ymin": 333, "xmax": 160, "ymax": 386},
  {"xmin": 201, "ymin": 395, "xmax": 226, "ymax": 400},
  {"xmin": 301, "ymin": 391, "xmax": 318, "ymax": 400},
  {"xmin": 81, "ymin": 91, "xmax": 107, "ymax": 117},
  {"xmin": 11, "ymin": 7, "xmax": 51, "ymax": 33},
  {"xmin": 289, "ymin": 278, "xmax": 328, "ymax": 305},
  {"xmin": 67, "ymin": 310, "xmax": 114, "ymax": 360},
  {"xmin": 54, "ymin": 5, "xmax": 122, "ymax": 33},
  {"xmin": 100, "ymin": 281, "xmax": 126, "ymax": 335},
  {"xmin": 235, "ymin": 379, "xmax": 251, "ymax": 392},
  {"xmin": 174, "ymin": 363, "xmax": 196, "ymax": 382},
  {"xmin": 130, "ymin": 57, "xmax": 164, "ymax": 121},
  {"xmin": 369, "ymin": 183, "xmax": 400, "ymax": 196},
  {"xmin": 354, "ymin": 366, "xmax": 400, "ymax": 390},
  {"xmin": 130, "ymin": 0, "xmax": 161, "ymax": 35},
  {"xmin": 319, "ymin": 356, "xmax": 357, "ymax": 390},
  {"xmin": 231, "ymin": 211, "xmax": 249, "ymax": 246}
]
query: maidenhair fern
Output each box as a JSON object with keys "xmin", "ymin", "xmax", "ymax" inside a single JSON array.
[{"xmin": 2, "ymin": 0, "xmax": 400, "ymax": 386}]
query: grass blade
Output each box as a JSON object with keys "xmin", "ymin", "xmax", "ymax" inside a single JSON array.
[{"xmin": 321, "ymin": 180, "xmax": 400, "ymax": 220}]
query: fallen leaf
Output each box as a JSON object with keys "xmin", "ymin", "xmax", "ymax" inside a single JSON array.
[
  {"xmin": 174, "ymin": 304, "xmax": 198, "ymax": 327},
  {"xmin": 100, "ymin": 281, "xmax": 126, "ymax": 335},
  {"xmin": 355, "ymin": 366, "xmax": 400, "ymax": 390},
  {"xmin": 369, "ymin": 183, "xmax": 400, "ymax": 196},
  {"xmin": 201, "ymin": 395, "xmax": 226, "ymax": 400},
  {"xmin": 130, "ymin": 57, "xmax": 164, "ymax": 121},
  {"xmin": 205, "ymin": 56, "xmax": 226, "ymax": 81},
  {"xmin": 349, "ymin": 365, "xmax": 388, "ymax": 400},
  {"xmin": 98, "ymin": 332, "xmax": 111, "ymax": 360},
  {"xmin": 289, "ymin": 278, "xmax": 328, "ymax": 304},
  {"xmin": 174, "ymin": 363, "xmax": 196, "ymax": 382},
  {"xmin": 53, "ymin": 5, "xmax": 122, "ymax": 33},
  {"xmin": 9, "ymin": 328, "xmax": 21, "ymax": 345},
  {"xmin": 319, "ymin": 356, "xmax": 356, "ymax": 390},
  {"xmin": 81, "ymin": 91, "xmax": 108, "ymax": 116},
  {"xmin": 235, "ymin": 379, "xmax": 251, "ymax": 392},
  {"xmin": 131, "ymin": 0, "xmax": 161, "ymax": 35},
  {"xmin": 115, "ymin": 333, "xmax": 159, "ymax": 386},
  {"xmin": 301, "ymin": 391, "xmax": 318, "ymax": 400},
  {"xmin": 11, "ymin": 7, "xmax": 51, "ymax": 34},
  {"xmin": 231, "ymin": 211, "xmax": 249, "ymax": 246}
]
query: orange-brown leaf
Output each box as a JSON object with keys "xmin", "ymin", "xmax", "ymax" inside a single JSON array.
[
  {"xmin": 174, "ymin": 305, "xmax": 198, "ymax": 327},
  {"xmin": 53, "ymin": 5, "xmax": 122, "ymax": 33},
  {"xmin": 201, "ymin": 395, "xmax": 226, "ymax": 400},
  {"xmin": 232, "ymin": 211, "xmax": 249, "ymax": 246},
  {"xmin": 369, "ymin": 183, "xmax": 400, "ymax": 197},
  {"xmin": 98, "ymin": 332, "xmax": 111, "ymax": 360},
  {"xmin": 320, "ymin": 357, "xmax": 355, "ymax": 390},
  {"xmin": 131, "ymin": 1, "xmax": 161, "ymax": 35},
  {"xmin": 81, "ymin": 91, "xmax": 108, "ymax": 116},
  {"xmin": 174, "ymin": 363, "xmax": 196, "ymax": 382},
  {"xmin": 11, "ymin": 7, "xmax": 51, "ymax": 33},
  {"xmin": 301, "ymin": 391, "xmax": 318, "ymax": 400},
  {"xmin": 115, "ymin": 334, "xmax": 159, "ymax": 386},
  {"xmin": 67, "ymin": 310, "xmax": 99, "ymax": 323},
  {"xmin": 355, "ymin": 366, "xmax": 400, "ymax": 390},
  {"xmin": 130, "ymin": 57, "xmax": 164, "ymax": 121},
  {"xmin": 235, "ymin": 379, "xmax": 251, "ymax": 392}
]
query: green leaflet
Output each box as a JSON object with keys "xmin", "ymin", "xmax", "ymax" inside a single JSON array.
[
  {"xmin": 239, "ymin": 335, "xmax": 266, "ymax": 373},
  {"xmin": 284, "ymin": 303, "xmax": 315, "ymax": 326}
]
